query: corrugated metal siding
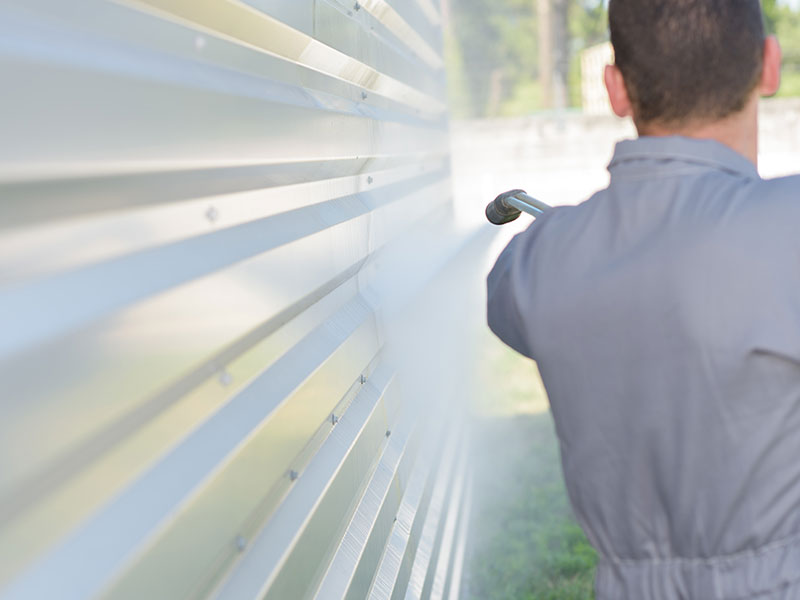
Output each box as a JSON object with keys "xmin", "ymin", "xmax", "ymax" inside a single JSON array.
[{"xmin": 0, "ymin": 1, "xmax": 474, "ymax": 598}]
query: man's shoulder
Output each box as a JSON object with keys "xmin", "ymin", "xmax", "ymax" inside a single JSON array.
[
  {"xmin": 741, "ymin": 173, "xmax": 800, "ymax": 222},
  {"xmin": 758, "ymin": 173, "xmax": 800, "ymax": 200},
  {"xmin": 533, "ymin": 192, "xmax": 605, "ymax": 227},
  {"xmin": 513, "ymin": 201, "xmax": 583, "ymax": 249},
  {"xmin": 527, "ymin": 191, "xmax": 606, "ymax": 239},
  {"xmin": 505, "ymin": 193, "xmax": 608, "ymax": 274}
]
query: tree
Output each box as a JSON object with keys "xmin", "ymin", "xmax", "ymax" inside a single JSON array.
[
  {"xmin": 570, "ymin": 0, "xmax": 608, "ymax": 49},
  {"xmin": 538, "ymin": 0, "xmax": 571, "ymax": 109},
  {"xmin": 446, "ymin": 0, "xmax": 607, "ymax": 117},
  {"xmin": 447, "ymin": 0, "xmax": 539, "ymax": 117},
  {"xmin": 772, "ymin": 2, "xmax": 800, "ymax": 96},
  {"xmin": 763, "ymin": 0, "xmax": 780, "ymax": 34}
]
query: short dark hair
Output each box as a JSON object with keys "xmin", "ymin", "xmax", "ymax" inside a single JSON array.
[{"xmin": 609, "ymin": 0, "xmax": 766, "ymax": 126}]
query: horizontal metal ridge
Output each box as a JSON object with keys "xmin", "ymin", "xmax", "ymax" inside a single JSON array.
[
  {"xmin": 209, "ymin": 365, "xmax": 397, "ymax": 600},
  {"xmin": 403, "ymin": 431, "xmax": 464, "ymax": 600},
  {"xmin": 366, "ymin": 425, "xmax": 443, "ymax": 600},
  {"xmin": 411, "ymin": 0, "xmax": 441, "ymax": 25},
  {"xmin": 313, "ymin": 0, "xmax": 446, "ymax": 101},
  {"xmin": 428, "ymin": 433, "xmax": 470, "ymax": 600},
  {"xmin": 0, "ymin": 168, "xmax": 448, "ymax": 358},
  {"xmin": 0, "ymin": 155, "xmax": 446, "ymax": 229},
  {"xmin": 0, "ymin": 214, "xmax": 363, "ymax": 359},
  {"xmin": 125, "ymin": 0, "xmax": 446, "ymax": 113},
  {"xmin": 0, "ymin": 259, "xmax": 366, "ymax": 531},
  {"xmin": 354, "ymin": 0, "xmax": 443, "ymax": 70},
  {"xmin": 0, "ymin": 2, "xmax": 444, "ymax": 140},
  {"xmin": 313, "ymin": 406, "xmax": 421, "ymax": 600},
  {"xmin": 0, "ymin": 296, "xmax": 377, "ymax": 600}
]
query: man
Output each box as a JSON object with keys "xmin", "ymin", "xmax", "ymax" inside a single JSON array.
[{"xmin": 487, "ymin": 1, "xmax": 800, "ymax": 599}]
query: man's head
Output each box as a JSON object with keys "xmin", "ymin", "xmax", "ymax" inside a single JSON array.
[{"xmin": 605, "ymin": 0, "xmax": 781, "ymax": 132}]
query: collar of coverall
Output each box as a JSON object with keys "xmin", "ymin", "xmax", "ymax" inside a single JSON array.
[{"xmin": 608, "ymin": 135, "xmax": 761, "ymax": 181}]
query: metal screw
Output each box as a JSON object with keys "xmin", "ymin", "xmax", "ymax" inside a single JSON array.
[
  {"xmin": 205, "ymin": 206, "xmax": 219, "ymax": 223},
  {"xmin": 235, "ymin": 535, "xmax": 247, "ymax": 551},
  {"xmin": 360, "ymin": 374, "xmax": 367, "ymax": 384},
  {"xmin": 354, "ymin": 1, "xmax": 361, "ymax": 10},
  {"xmin": 385, "ymin": 430, "xmax": 392, "ymax": 438},
  {"xmin": 289, "ymin": 470, "xmax": 299, "ymax": 481},
  {"xmin": 367, "ymin": 176, "xmax": 373, "ymax": 184},
  {"xmin": 218, "ymin": 370, "xmax": 232, "ymax": 387},
  {"xmin": 331, "ymin": 414, "xmax": 339, "ymax": 425},
  {"xmin": 361, "ymin": 91, "xmax": 368, "ymax": 100}
]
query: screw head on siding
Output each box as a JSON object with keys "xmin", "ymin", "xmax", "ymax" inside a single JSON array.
[
  {"xmin": 360, "ymin": 374, "xmax": 367, "ymax": 384},
  {"xmin": 289, "ymin": 470, "xmax": 299, "ymax": 481},
  {"xmin": 361, "ymin": 91, "xmax": 368, "ymax": 100},
  {"xmin": 385, "ymin": 430, "xmax": 391, "ymax": 438},
  {"xmin": 354, "ymin": 1, "xmax": 361, "ymax": 10},
  {"xmin": 218, "ymin": 370, "xmax": 232, "ymax": 386},
  {"xmin": 205, "ymin": 206, "xmax": 219, "ymax": 223},
  {"xmin": 331, "ymin": 414, "xmax": 339, "ymax": 425},
  {"xmin": 235, "ymin": 535, "xmax": 247, "ymax": 552},
  {"xmin": 367, "ymin": 176, "xmax": 373, "ymax": 184}
]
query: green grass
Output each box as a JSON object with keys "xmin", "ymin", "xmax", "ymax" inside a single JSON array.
[{"xmin": 464, "ymin": 337, "xmax": 597, "ymax": 599}]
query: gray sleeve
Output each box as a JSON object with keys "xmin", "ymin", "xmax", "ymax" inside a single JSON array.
[{"xmin": 486, "ymin": 217, "xmax": 550, "ymax": 359}]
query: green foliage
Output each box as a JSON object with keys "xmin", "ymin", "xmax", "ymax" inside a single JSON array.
[
  {"xmin": 775, "ymin": 3, "xmax": 800, "ymax": 98},
  {"xmin": 763, "ymin": 0, "xmax": 780, "ymax": 34},
  {"xmin": 447, "ymin": 0, "xmax": 607, "ymax": 118},
  {"xmin": 446, "ymin": 0, "xmax": 800, "ymax": 119},
  {"xmin": 447, "ymin": 0, "xmax": 539, "ymax": 118},
  {"xmin": 570, "ymin": 0, "xmax": 609, "ymax": 48}
]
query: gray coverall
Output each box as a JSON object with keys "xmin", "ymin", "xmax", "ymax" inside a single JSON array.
[{"xmin": 487, "ymin": 136, "xmax": 800, "ymax": 599}]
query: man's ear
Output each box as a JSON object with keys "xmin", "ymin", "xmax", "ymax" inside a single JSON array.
[
  {"xmin": 760, "ymin": 35, "xmax": 782, "ymax": 97},
  {"xmin": 604, "ymin": 64, "xmax": 633, "ymax": 118}
]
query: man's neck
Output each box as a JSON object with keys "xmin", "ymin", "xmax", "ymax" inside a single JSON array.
[{"xmin": 636, "ymin": 95, "xmax": 760, "ymax": 166}]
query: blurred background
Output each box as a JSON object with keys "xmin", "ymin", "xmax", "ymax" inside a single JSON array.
[
  {"xmin": 443, "ymin": 1, "xmax": 800, "ymax": 598},
  {"xmin": 447, "ymin": 0, "xmax": 800, "ymax": 119}
]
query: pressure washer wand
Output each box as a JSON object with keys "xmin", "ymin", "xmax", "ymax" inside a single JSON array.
[{"xmin": 485, "ymin": 189, "xmax": 551, "ymax": 225}]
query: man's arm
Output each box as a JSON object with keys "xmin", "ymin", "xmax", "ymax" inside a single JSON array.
[
  {"xmin": 487, "ymin": 215, "xmax": 552, "ymax": 359},
  {"xmin": 487, "ymin": 234, "xmax": 534, "ymax": 358}
]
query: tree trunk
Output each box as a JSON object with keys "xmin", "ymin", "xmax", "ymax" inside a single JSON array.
[
  {"xmin": 538, "ymin": 0, "xmax": 569, "ymax": 109},
  {"xmin": 537, "ymin": 0, "xmax": 553, "ymax": 108},
  {"xmin": 552, "ymin": 0, "xmax": 569, "ymax": 109}
]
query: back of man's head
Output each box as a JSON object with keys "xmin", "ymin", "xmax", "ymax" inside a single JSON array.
[{"xmin": 609, "ymin": 0, "xmax": 766, "ymax": 127}]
